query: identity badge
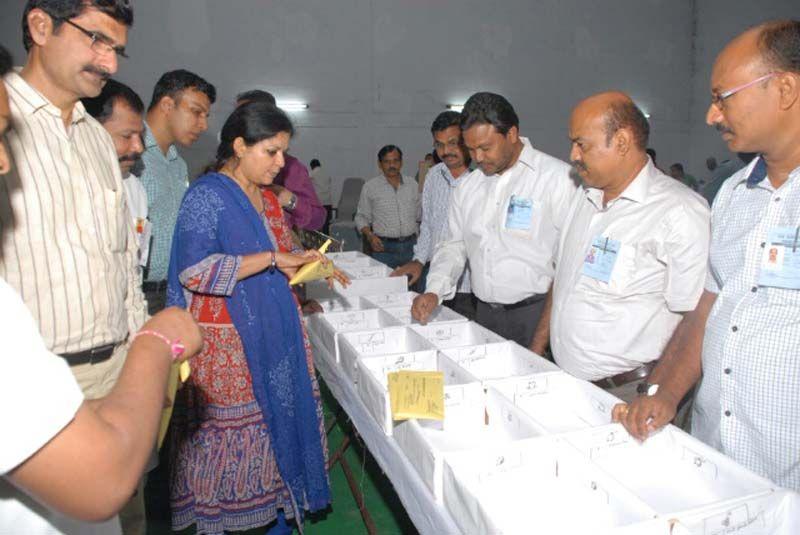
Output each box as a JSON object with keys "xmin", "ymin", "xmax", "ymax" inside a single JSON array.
[
  {"xmin": 758, "ymin": 226, "xmax": 800, "ymax": 290},
  {"xmin": 582, "ymin": 235, "xmax": 621, "ymax": 283},
  {"xmin": 505, "ymin": 195, "xmax": 534, "ymax": 230}
]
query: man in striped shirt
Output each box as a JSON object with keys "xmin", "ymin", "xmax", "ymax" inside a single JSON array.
[{"xmin": 0, "ymin": 0, "xmax": 147, "ymax": 399}]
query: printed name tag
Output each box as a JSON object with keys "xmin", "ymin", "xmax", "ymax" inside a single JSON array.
[
  {"xmin": 758, "ymin": 226, "xmax": 800, "ymax": 290},
  {"xmin": 505, "ymin": 195, "xmax": 534, "ymax": 230},
  {"xmin": 581, "ymin": 236, "xmax": 621, "ymax": 283}
]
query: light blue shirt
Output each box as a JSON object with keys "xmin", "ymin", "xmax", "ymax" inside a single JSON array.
[
  {"xmin": 138, "ymin": 122, "xmax": 188, "ymax": 282},
  {"xmin": 695, "ymin": 156, "xmax": 800, "ymax": 491},
  {"xmin": 414, "ymin": 163, "xmax": 470, "ymax": 293}
]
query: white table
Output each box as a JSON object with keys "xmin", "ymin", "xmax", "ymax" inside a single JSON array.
[{"xmin": 311, "ymin": 339, "xmax": 461, "ymax": 535}]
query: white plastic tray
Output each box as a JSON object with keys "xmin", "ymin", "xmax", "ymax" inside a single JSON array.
[
  {"xmin": 337, "ymin": 326, "xmax": 436, "ymax": 384},
  {"xmin": 363, "ymin": 291, "xmax": 419, "ymax": 308},
  {"xmin": 308, "ymin": 295, "xmax": 374, "ymax": 314},
  {"xmin": 382, "ymin": 305, "xmax": 467, "ymax": 326},
  {"xmin": 564, "ymin": 424, "xmax": 776, "ymax": 517},
  {"xmin": 489, "ymin": 371, "xmax": 621, "ymax": 433},
  {"xmin": 410, "ymin": 321, "xmax": 504, "ymax": 350},
  {"xmin": 356, "ymin": 351, "xmax": 477, "ymax": 435},
  {"xmin": 305, "ymin": 276, "xmax": 408, "ymax": 299},
  {"xmin": 343, "ymin": 264, "xmax": 393, "ymax": 279},
  {"xmin": 442, "ymin": 437, "xmax": 657, "ymax": 534},
  {"xmin": 394, "ymin": 388, "xmax": 545, "ymax": 502},
  {"xmin": 442, "ymin": 341, "xmax": 559, "ymax": 381},
  {"xmin": 309, "ymin": 308, "xmax": 404, "ymax": 365}
]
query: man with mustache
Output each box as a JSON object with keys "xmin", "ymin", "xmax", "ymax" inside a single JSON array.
[
  {"xmin": 391, "ymin": 111, "xmax": 476, "ymax": 318},
  {"xmin": 355, "ymin": 144, "xmax": 420, "ymax": 268},
  {"xmin": 411, "ymin": 92, "xmax": 576, "ymax": 346},
  {"xmin": 82, "ymin": 79, "xmax": 150, "ymax": 271},
  {"xmin": 0, "ymin": 0, "xmax": 147, "ymax": 396},
  {"xmin": 529, "ymin": 91, "xmax": 710, "ymax": 404},
  {"xmin": 619, "ymin": 20, "xmax": 800, "ymax": 493},
  {"xmin": 139, "ymin": 69, "xmax": 215, "ymax": 314}
]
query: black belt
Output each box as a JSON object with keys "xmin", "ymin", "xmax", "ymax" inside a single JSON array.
[
  {"xmin": 60, "ymin": 341, "xmax": 122, "ymax": 366},
  {"xmin": 479, "ymin": 293, "xmax": 545, "ymax": 311},
  {"xmin": 592, "ymin": 361, "xmax": 657, "ymax": 389},
  {"xmin": 377, "ymin": 234, "xmax": 415, "ymax": 243},
  {"xmin": 143, "ymin": 280, "xmax": 168, "ymax": 292}
]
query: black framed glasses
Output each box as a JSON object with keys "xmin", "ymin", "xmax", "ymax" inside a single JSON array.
[{"xmin": 60, "ymin": 18, "xmax": 128, "ymax": 59}]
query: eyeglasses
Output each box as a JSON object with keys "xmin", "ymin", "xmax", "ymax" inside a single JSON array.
[
  {"xmin": 60, "ymin": 18, "xmax": 128, "ymax": 59},
  {"xmin": 710, "ymin": 72, "xmax": 777, "ymax": 110}
]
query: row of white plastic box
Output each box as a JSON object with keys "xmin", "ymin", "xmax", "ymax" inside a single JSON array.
[{"xmin": 305, "ymin": 254, "xmax": 799, "ymax": 533}]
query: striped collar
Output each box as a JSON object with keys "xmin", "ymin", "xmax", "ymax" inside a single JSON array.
[{"xmin": 4, "ymin": 70, "xmax": 86, "ymax": 124}]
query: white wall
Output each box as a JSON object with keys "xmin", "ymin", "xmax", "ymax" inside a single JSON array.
[
  {"xmin": 687, "ymin": 0, "xmax": 799, "ymax": 183},
  {"xmin": 0, "ymin": 1, "xmax": 794, "ymax": 205}
]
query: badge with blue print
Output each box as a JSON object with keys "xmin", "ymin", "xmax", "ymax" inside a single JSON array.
[
  {"xmin": 758, "ymin": 226, "xmax": 800, "ymax": 290},
  {"xmin": 582, "ymin": 235, "xmax": 621, "ymax": 283},
  {"xmin": 505, "ymin": 195, "xmax": 534, "ymax": 230}
]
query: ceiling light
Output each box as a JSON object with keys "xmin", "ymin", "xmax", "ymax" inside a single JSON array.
[{"xmin": 277, "ymin": 101, "xmax": 309, "ymax": 111}]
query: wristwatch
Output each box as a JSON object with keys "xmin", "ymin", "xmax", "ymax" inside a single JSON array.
[
  {"xmin": 636, "ymin": 382, "xmax": 660, "ymax": 396},
  {"xmin": 285, "ymin": 193, "xmax": 298, "ymax": 211}
]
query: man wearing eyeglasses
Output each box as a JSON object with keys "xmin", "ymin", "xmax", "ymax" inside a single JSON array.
[
  {"xmin": 618, "ymin": 19, "xmax": 800, "ymax": 493},
  {"xmin": 138, "ymin": 70, "xmax": 216, "ymax": 314},
  {"xmin": 0, "ymin": 1, "xmax": 145, "ymax": 533}
]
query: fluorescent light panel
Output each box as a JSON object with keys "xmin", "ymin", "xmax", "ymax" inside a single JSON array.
[
  {"xmin": 447, "ymin": 104, "xmax": 464, "ymax": 112},
  {"xmin": 277, "ymin": 101, "xmax": 309, "ymax": 111}
]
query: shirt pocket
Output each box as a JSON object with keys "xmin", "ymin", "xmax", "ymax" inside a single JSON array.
[{"xmin": 101, "ymin": 187, "xmax": 127, "ymax": 253}]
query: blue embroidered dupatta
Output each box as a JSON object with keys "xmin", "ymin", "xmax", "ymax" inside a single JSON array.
[{"xmin": 166, "ymin": 172, "xmax": 330, "ymax": 519}]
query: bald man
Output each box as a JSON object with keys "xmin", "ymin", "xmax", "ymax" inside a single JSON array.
[
  {"xmin": 530, "ymin": 91, "xmax": 710, "ymax": 403},
  {"xmin": 618, "ymin": 20, "xmax": 800, "ymax": 492}
]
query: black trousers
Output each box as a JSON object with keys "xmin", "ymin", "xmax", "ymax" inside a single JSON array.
[{"xmin": 474, "ymin": 295, "xmax": 547, "ymax": 348}]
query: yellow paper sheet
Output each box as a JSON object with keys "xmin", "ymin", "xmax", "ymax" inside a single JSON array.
[
  {"xmin": 388, "ymin": 370, "xmax": 445, "ymax": 421},
  {"xmin": 289, "ymin": 239, "xmax": 335, "ymax": 285},
  {"xmin": 157, "ymin": 361, "xmax": 191, "ymax": 449}
]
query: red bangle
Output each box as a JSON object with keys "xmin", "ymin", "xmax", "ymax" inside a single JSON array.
[{"xmin": 133, "ymin": 330, "xmax": 185, "ymax": 360}]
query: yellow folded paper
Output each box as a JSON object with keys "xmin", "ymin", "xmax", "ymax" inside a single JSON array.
[
  {"xmin": 157, "ymin": 362, "xmax": 191, "ymax": 449},
  {"xmin": 289, "ymin": 239, "xmax": 334, "ymax": 285},
  {"xmin": 388, "ymin": 370, "xmax": 445, "ymax": 421}
]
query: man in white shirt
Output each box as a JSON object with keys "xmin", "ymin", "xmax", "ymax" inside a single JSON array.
[
  {"xmin": 82, "ymin": 79, "xmax": 150, "ymax": 270},
  {"xmin": 355, "ymin": 145, "xmax": 421, "ymax": 268},
  {"xmin": 530, "ymin": 91, "xmax": 710, "ymax": 402},
  {"xmin": 309, "ymin": 158, "xmax": 333, "ymax": 233},
  {"xmin": 411, "ymin": 92, "xmax": 576, "ymax": 346},
  {"xmin": 392, "ymin": 111, "xmax": 476, "ymax": 318}
]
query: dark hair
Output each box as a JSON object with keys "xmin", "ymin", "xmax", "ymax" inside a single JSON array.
[
  {"xmin": 460, "ymin": 92, "xmax": 519, "ymax": 135},
  {"xmin": 670, "ymin": 163, "xmax": 684, "ymax": 172},
  {"xmin": 757, "ymin": 20, "xmax": 800, "ymax": 74},
  {"xmin": 148, "ymin": 69, "xmax": 216, "ymax": 111},
  {"xmin": 309, "ymin": 158, "xmax": 321, "ymax": 169},
  {"xmin": 430, "ymin": 110, "xmax": 462, "ymax": 134},
  {"xmin": 213, "ymin": 102, "xmax": 294, "ymax": 171},
  {"xmin": 236, "ymin": 89, "xmax": 276, "ymax": 106},
  {"xmin": 645, "ymin": 147, "xmax": 657, "ymax": 162},
  {"xmin": 378, "ymin": 145, "xmax": 402, "ymax": 162},
  {"xmin": 0, "ymin": 45, "xmax": 12, "ymax": 76},
  {"xmin": 23, "ymin": 0, "xmax": 133, "ymax": 51},
  {"xmin": 81, "ymin": 78, "xmax": 143, "ymax": 123},
  {"xmin": 603, "ymin": 101, "xmax": 650, "ymax": 151}
]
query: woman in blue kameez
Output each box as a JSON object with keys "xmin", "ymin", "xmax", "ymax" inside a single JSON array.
[{"xmin": 166, "ymin": 102, "xmax": 337, "ymax": 534}]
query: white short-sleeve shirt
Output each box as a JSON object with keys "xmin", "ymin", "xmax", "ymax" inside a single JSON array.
[
  {"xmin": 0, "ymin": 277, "xmax": 120, "ymax": 534},
  {"xmin": 550, "ymin": 159, "xmax": 710, "ymax": 381}
]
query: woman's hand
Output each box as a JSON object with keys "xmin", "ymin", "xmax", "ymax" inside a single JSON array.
[{"xmin": 326, "ymin": 267, "xmax": 351, "ymax": 289}]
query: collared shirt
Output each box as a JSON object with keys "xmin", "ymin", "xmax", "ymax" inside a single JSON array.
[
  {"xmin": 414, "ymin": 162, "xmax": 470, "ymax": 293},
  {"xmin": 426, "ymin": 137, "xmax": 575, "ymax": 304},
  {"xmin": 693, "ymin": 156, "xmax": 800, "ymax": 491},
  {"xmin": 310, "ymin": 166, "xmax": 332, "ymax": 206},
  {"xmin": 274, "ymin": 155, "xmax": 326, "ymax": 230},
  {"xmin": 0, "ymin": 71, "xmax": 147, "ymax": 354},
  {"xmin": 354, "ymin": 174, "xmax": 419, "ymax": 238},
  {"xmin": 138, "ymin": 122, "xmax": 188, "ymax": 282},
  {"xmin": 550, "ymin": 159, "xmax": 710, "ymax": 381}
]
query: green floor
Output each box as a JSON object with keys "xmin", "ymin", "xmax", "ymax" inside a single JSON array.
[{"xmin": 145, "ymin": 379, "xmax": 418, "ymax": 535}]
